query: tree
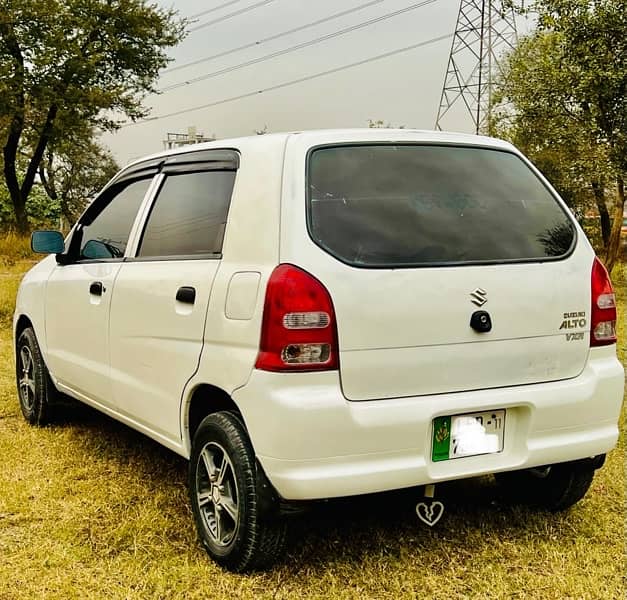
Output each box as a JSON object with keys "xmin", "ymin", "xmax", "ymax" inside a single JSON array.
[
  {"xmin": 491, "ymin": 32, "xmax": 614, "ymax": 243},
  {"xmin": 38, "ymin": 130, "xmax": 119, "ymax": 227},
  {"xmin": 0, "ymin": 181, "xmax": 60, "ymax": 229},
  {"xmin": 492, "ymin": 0, "xmax": 626, "ymax": 272},
  {"xmin": 0, "ymin": 0, "xmax": 186, "ymax": 233}
]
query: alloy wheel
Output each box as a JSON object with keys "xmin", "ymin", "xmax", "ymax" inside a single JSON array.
[
  {"xmin": 196, "ymin": 441, "xmax": 239, "ymax": 546},
  {"xmin": 18, "ymin": 345, "xmax": 36, "ymax": 411}
]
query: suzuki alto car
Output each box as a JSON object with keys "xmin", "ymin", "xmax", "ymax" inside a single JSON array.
[{"xmin": 14, "ymin": 130, "xmax": 624, "ymax": 571}]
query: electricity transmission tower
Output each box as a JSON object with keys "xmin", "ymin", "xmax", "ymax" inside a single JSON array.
[{"xmin": 435, "ymin": 1, "xmax": 518, "ymax": 134}]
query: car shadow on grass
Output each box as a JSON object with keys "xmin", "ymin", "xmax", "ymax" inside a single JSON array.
[
  {"xmin": 46, "ymin": 400, "xmax": 580, "ymax": 572},
  {"xmin": 283, "ymin": 479, "xmax": 555, "ymax": 562},
  {"xmin": 48, "ymin": 396, "xmax": 188, "ymax": 475}
]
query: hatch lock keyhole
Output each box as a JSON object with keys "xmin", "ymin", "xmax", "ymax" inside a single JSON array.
[{"xmin": 470, "ymin": 310, "xmax": 492, "ymax": 333}]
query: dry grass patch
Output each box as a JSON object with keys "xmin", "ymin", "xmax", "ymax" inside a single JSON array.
[
  {"xmin": 0, "ymin": 233, "xmax": 37, "ymax": 326},
  {"xmin": 0, "ymin": 232, "xmax": 35, "ymax": 266},
  {"xmin": 0, "ymin": 256, "xmax": 624, "ymax": 599}
]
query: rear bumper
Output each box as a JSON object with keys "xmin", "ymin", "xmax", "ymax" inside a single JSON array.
[{"xmin": 233, "ymin": 346, "xmax": 624, "ymax": 500}]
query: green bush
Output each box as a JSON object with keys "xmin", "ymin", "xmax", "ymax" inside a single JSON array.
[{"xmin": 0, "ymin": 184, "xmax": 61, "ymax": 231}]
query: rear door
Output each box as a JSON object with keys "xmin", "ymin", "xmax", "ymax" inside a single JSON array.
[
  {"xmin": 108, "ymin": 150, "xmax": 238, "ymax": 441},
  {"xmin": 282, "ymin": 138, "xmax": 592, "ymax": 401}
]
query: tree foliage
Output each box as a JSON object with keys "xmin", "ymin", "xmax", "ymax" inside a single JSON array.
[
  {"xmin": 492, "ymin": 0, "xmax": 626, "ymax": 271},
  {"xmin": 0, "ymin": 183, "xmax": 60, "ymax": 229},
  {"xmin": 0, "ymin": 0, "xmax": 186, "ymax": 232},
  {"xmin": 38, "ymin": 129, "xmax": 119, "ymax": 226}
]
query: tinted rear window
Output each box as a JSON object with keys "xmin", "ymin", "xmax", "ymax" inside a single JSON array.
[
  {"xmin": 138, "ymin": 170, "xmax": 235, "ymax": 258},
  {"xmin": 307, "ymin": 145, "xmax": 575, "ymax": 267}
]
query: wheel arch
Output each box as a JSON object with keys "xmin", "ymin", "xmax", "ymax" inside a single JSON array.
[
  {"xmin": 14, "ymin": 314, "xmax": 59, "ymax": 389},
  {"xmin": 183, "ymin": 383, "xmax": 245, "ymax": 456},
  {"xmin": 14, "ymin": 314, "xmax": 34, "ymax": 344}
]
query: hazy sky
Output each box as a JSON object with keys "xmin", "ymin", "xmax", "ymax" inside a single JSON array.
[{"xmin": 103, "ymin": 0, "xmax": 531, "ymax": 166}]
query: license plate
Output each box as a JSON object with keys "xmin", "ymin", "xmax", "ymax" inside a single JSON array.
[{"xmin": 432, "ymin": 410, "xmax": 505, "ymax": 462}]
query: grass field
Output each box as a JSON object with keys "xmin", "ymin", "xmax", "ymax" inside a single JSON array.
[{"xmin": 0, "ymin": 241, "xmax": 625, "ymax": 599}]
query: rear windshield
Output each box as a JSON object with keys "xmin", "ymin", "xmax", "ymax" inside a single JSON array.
[{"xmin": 307, "ymin": 144, "xmax": 575, "ymax": 267}]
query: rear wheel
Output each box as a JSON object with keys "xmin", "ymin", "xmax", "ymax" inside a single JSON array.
[
  {"xmin": 189, "ymin": 412, "xmax": 287, "ymax": 572},
  {"xmin": 495, "ymin": 460, "xmax": 596, "ymax": 511},
  {"xmin": 16, "ymin": 327, "xmax": 58, "ymax": 426}
]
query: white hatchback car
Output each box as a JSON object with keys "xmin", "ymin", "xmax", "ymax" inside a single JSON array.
[{"xmin": 14, "ymin": 130, "xmax": 624, "ymax": 571}]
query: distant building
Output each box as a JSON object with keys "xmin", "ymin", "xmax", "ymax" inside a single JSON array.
[{"xmin": 163, "ymin": 127, "xmax": 215, "ymax": 150}]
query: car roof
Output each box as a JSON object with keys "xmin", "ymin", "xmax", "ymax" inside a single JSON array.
[{"xmin": 122, "ymin": 128, "xmax": 516, "ymax": 171}]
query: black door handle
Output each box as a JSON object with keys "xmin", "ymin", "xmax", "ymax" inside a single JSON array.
[
  {"xmin": 89, "ymin": 281, "xmax": 104, "ymax": 296},
  {"xmin": 176, "ymin": 286, "xmax": 196, "ymax": 304}
]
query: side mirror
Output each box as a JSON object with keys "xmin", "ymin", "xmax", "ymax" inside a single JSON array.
[{"xmin": 31, "ymin": 230, "xmax": 65, "ymax": 254}]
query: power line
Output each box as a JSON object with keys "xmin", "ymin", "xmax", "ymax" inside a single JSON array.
[
  {"xmin": 189, "ymin": 0, "xmax": 277, "ymax": 33},
  {"xmin": 188, "ymin": 0, "xmax": 244, "ymax": 20},
  {"xmin": 161, "ymin": 0, "xmax": 440, "ymax": 92},
  {"xmin": 125, "ymin": 32, "xmax": 452, "ymax": 127},
  {"xmin": 165, "ymin": 0, "xmax": 388, "ymax": 75}
]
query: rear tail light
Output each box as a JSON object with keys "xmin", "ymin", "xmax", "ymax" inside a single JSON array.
[
  {"xmin": 590, "ymin": 257, "xmax": 617, "ymax": 346},
  {"xmin": 255, "ymin": 264, "xmax": 339, "ymax": 371}
]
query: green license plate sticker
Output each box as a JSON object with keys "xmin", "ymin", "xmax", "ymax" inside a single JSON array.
[
  {"xmin": 432, "ymin": 416, "xmax": 453, "ymax": 462},
  {"xmin": 432, "ymin": 410, "xmax": 506, "ymax": 462}
]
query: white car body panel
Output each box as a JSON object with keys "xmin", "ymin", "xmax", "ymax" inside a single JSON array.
[
  {"xmin": 234, "ymin": 345, "xmax": 623, "ymax": 499},
  {"xmin": 109, "ymin": 259, "xmax": 220, "ymax": 442},
  {"xmin": 13, "ymin": 129, "xmax": 624, "ymax": 503},
  {"xmin": 14, "ymin": 254, "xmax": 55, "ymax": 358},
  {"xmin": 45, "ymin": 261, "xmax": 122, "ymax": 406},
  {"xmin": 178, "ymin": 134, "xmax": 286, "ymax": 449}
]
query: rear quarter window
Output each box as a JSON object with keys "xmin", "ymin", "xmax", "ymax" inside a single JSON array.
[{"xmin": 307, "ymin": 144, "xmax": 575, "ymax": 267}]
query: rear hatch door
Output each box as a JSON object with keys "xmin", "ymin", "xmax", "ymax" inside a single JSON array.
[{"xmin": 288, "ymin": 140, "xmax": 591, "ymax": 401}]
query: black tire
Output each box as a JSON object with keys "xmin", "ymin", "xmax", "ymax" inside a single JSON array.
[
  {"xmin": 189, "ymin": 411, "xmax": 288, "ymax": 572},
  {"xmin": 495, "ymin": 460, "xmax": 596, "ymax": 512},
  {"xmin": 15, "ymin": 327, "xmax": 58, "ymax": 426}
]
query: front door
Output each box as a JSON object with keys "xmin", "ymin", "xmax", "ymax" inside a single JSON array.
[{"xmin": 45, "ymin": 176, "xmax": 153, "ymax": 405}]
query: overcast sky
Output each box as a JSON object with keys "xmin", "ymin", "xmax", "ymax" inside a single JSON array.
[{"xmin": 102, "ymin": 0, "xmax": 532, "ymax": 166}]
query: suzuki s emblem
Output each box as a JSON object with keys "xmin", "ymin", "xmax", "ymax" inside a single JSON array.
[{"xmin": 470, "ymin": 288, "xmax": 488, "ymax": 307}]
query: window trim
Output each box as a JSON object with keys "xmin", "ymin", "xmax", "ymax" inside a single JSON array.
[
  {"xmin": 305, "ymin": 142, "xmax": 578, "ymax": 270},
  {"xmin": 125, "ymin": 253, "xmax": 223, "ymax": 263},
  {"xmin": 125, "ymin": 174, "xmax": 165, "ymax": 259},
  {"xmin": 161, "ymin": 148, "xmax": 239, "ymax": 174},
  {"xmin": 107, "ymin": 157, "xmax": 164, "ymax": 188}
]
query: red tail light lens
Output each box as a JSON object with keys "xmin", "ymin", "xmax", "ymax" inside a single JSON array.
[
  {"xmin": 590, "ymin": 257, "xmax": 617, "ymax": 346},
  {"xmin": 255, "ymin": 264, "xmax": 339, "ymax": 371}
]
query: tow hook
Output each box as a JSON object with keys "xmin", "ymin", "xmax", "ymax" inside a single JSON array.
[{"xmin": 415, "ymin": 484, "xmax": 445, "ymax": 527}]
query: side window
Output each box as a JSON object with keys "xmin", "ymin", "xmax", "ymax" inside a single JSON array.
[
  {"xmin": 80, "ymin": 178, "xmax": 151, "ymax": 260},
  {"xmin": 137, "ymin": 170, "xmax": 236, "ymax": 258}
]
